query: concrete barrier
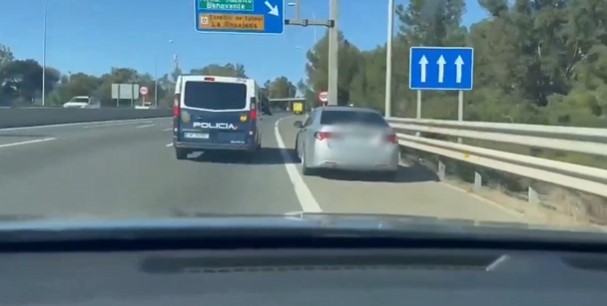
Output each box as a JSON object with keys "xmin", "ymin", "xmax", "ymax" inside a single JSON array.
[{"xmin": 0, "ymin": 108, "xmax": 172, "ymax": 129}]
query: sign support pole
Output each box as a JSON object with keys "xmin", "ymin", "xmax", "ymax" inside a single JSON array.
[
  {"xmin": 416, "ymin": 90, "xmax": 421, "ymax": 136},
  {"xmin": 327, "ymin": 0, "xmax": 339, "ymax": 106},
  {"xmin": 384, "ymin": 0, "xmax": 394, "ymax": 117},
  {"xmin": 458, "ymin": 90, "xmax": 464, "ymax": 143},
  {"xmin": 284, "ymin": 0, "xmax": 336, "ymax": 105}
]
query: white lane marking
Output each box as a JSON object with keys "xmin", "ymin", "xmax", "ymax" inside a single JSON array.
[
  {"xmin": 162, "ymin": 128, "xmax": 173, "ymax": 131},
  {"xmin": 83, "ymin": 121, "xmax": 150, "ymax": 129},
  {"xmin": 136, "ymin": 124, "xmax": 156, "ymax": 129},
  {"xmin": 274, "ymin": 117, "xmax": 322, "ymax": 213},
  {"xmin": 165, "ymin": 143, "xmax": 173, "ymax": 147},
  {"xmin": 0, "ymin": 117, "xmax": 171, "ymax": 132},
  {"xmin": 0, "ymin": 137, "xmax": 56, "ymax": 149}
]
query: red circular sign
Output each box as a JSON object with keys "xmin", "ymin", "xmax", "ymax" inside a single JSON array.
[
  {"xmin": 318, "ymin": 91, "xmax": 328, "ymax": 102},
  {"xmin": 140, "ymin": 86, "xmax": 149, "ymax": 96}
]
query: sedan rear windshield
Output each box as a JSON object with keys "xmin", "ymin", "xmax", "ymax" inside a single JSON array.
[
  {"xmin": 320, "ymin": 110, "xmax": 389, "ymax": 127},
  {"xmin": 184, "ymin": 81, "xmax": 247, "ymax": 110}
]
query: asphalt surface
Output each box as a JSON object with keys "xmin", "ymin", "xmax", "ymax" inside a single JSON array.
[{"xmin": 0, "ymin": 114, "xmax": 530, "ymax": 223}]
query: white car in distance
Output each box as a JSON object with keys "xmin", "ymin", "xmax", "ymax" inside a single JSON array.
[{"xmin": 62, "ymin": 96, "xmax": 101, "ymax": 108}]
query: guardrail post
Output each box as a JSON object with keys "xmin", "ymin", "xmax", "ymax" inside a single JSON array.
[
  {"xmin": 528, "ymin": 187, "xmax": 540, "ymax": 205},
  {"xmin": 438, "ymin": 160, "xmax": 446, "ymax": 181},
  {"xmin": 474, "ymin": 171, "xmax": 482, "ymax": 192}
]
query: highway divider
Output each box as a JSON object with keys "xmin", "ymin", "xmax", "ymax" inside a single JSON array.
[{"xmin": 0, "ymin": 108, "xmax": 172, "ymax": 129}]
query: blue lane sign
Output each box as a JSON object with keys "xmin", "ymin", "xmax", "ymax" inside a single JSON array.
[
  {"xmin": 409, "ymin": 47, "xmax": 474, "ymax": 91},
  {"xmin": 195, "ymin": 0, "xmax": 284, "ymax": 35}
]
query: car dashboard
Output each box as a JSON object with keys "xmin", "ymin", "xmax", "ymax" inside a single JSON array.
[{"xmin": 2, "ymin": 247, "xmax": 607, "ymax": 306}]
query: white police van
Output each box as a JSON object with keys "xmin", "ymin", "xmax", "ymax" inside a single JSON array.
[{"xmin": 172, "ymin": 75, "xmax": 262, "ymax": 160}]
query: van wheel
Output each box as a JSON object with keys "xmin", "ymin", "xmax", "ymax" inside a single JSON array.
[{"xmin": 175, "ymin": 148, "xmax": 189, "ymax": 160}]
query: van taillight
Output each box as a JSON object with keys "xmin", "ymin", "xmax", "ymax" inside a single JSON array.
[
  {"xmin": 173, "ymin": 94, "xmax": 180, "ymax": 117},
  {"xmin": 249, "ymin": 109, "xmax": 257, "ymax": 120},
  {"xmin": 204, "ymin": 77, "xmax": 215, "ymax": 81}
]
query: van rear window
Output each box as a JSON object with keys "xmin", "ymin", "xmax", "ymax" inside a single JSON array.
[{"xmin": 184, "ymin": 81, "xmax": 247, "ymax": 110}]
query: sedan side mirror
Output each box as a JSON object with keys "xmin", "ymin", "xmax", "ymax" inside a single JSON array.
[{"xmin": 293, "ymin": 121, "xmax": 303, "ymax": 129}]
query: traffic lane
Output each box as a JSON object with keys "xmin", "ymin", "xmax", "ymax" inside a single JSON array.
[
  {"xmin": 164, "ymin": 113, "xmax": 301, "ymax": 217},
  {"xmin": 0, "ymin": 118, "xmax": 170, "ymax": 146},
  {"xmin": 0, "ymin": 114, "xmax": 300, "ymax": 219},
  {"xmin": 0, "ymin": 117, "xmax": 171, "ymax": 135},
  {"xmin": 277, "ymin": 115, "xmax": 529, "ymax": 223},
  {"xmin": 0, "ymin": 118, "xmax": 173, "ymax": 181},
  {"xmin": 0, "ymin": 119, "xmax": 178, "ymax": 219}
]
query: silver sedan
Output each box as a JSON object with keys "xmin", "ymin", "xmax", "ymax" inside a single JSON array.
[{"xmin": 294, "ymin": 106, "xmax": 400, "ymax": 180}]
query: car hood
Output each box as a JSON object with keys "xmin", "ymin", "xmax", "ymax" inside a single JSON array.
[{"xmin": 0, "ymin": 212, "xmax": 605, "ymax": 244}]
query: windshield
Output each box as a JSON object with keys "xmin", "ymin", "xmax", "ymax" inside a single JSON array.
[
  {"xmin": 184, "ymin": 81, "xmax": 247, "ymax": 110},
  {"xmin": 69, "ymin": 97, "xmax": 89, "ymax": 103},
  {"xmin": 0, "ymin": 0, "xmax": 606, "ymax": 238}
]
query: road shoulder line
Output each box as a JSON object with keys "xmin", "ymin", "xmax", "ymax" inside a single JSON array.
[{"xmin": 274, "ymin": 116, "xmax": 322, "ymax": 213}]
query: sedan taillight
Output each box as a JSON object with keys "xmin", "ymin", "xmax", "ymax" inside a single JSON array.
[
  {"xmin": 314, "ymin": 131, "xmax": 334, "ymax": 141},
  {"xmin": 386, "ymin": 133, "xmax": 398, "ymax": 144}
]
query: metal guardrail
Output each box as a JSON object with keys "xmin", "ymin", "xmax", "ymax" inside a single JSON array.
[
  {"xmin": 0, "ymin": 108, "xmax": 171, "ymax": 129},
  {"xmin": 386, "ymin": 118, "xmax": 607, "ymax": 198}
]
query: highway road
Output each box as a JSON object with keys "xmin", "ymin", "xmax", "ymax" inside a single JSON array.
[{"xmin": 0, "ymin": 114, "xmax": 533, "ymax": 223}]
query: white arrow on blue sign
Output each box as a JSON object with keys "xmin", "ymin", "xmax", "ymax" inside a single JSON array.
[
  {"xmin": 409, "ymin": 47, "xmax": 474, "ymax": 91},
  {"xmin": 195, "ymin": 0, "xmax": 284, "ymax": 35}
]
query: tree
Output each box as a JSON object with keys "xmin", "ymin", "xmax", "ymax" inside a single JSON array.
[
  {"xmin": 268, "ymin": 76, "xmax": 296, "ymax": 98},
  {"xmin": 90, "ymin": 68, "xmax": 140, "ymax": 106},
  {"xmin": 0, "ymin": 41, "xmax": 257, "ymax": 108},
  {"xmin": 190, "ymin": 63, "xmax": 247, "ymax": 77},
  {"xmin": 299, "ymin": 0, "xmax": 607, "ymax": 126},
  {"xmin": 0, "ymin": 44, "xmax": 13, "ymax": 75},
  {"xmin": 0, "ymin": 44, "xmax": 15, "ymax": 105},
  {"xmin": 2, "ymin": 59, "xmax": 59, "ymax": 104},
  {"xmin": 259, "ymin": 80, "xmax": 271, "ymax": 100},
  {"xmin": 49, "ymin": 73, "xmax": 101, "ymax": 106},
  {"xmin": 304, "ymin": 30, "xmax": 363, "ymax": 106}
]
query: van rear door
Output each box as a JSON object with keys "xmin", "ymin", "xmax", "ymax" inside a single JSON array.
[{"xmin": 176, "ymin": 79, "xmax": 256, "ymax": 147}]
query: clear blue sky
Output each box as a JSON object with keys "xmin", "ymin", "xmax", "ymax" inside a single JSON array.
[{"xmin": 0, "ymin": 0, "xmax": 488, "ymax": 84}]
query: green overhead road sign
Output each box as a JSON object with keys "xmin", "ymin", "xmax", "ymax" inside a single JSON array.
[
  {"xmin": 198, "ymin": 0, "xmax": 254, "ymax": 12},
  {"xmin": 195, "ymin": 0, "xmax": 284, "ymax": 35}
]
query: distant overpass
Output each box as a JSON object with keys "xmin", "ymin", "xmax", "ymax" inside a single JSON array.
[
  {"xmin": 267, "ymin": 98, "xmax": 308, "ymax": 111},
  {"xmin": 268, "ymin": 98, "xmax": 306, "ymax": 103}
]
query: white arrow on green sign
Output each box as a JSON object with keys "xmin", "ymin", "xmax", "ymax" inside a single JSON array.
[{"xmin": 198, "ymin": 0, "xmax": 254, "ymax": 11}]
